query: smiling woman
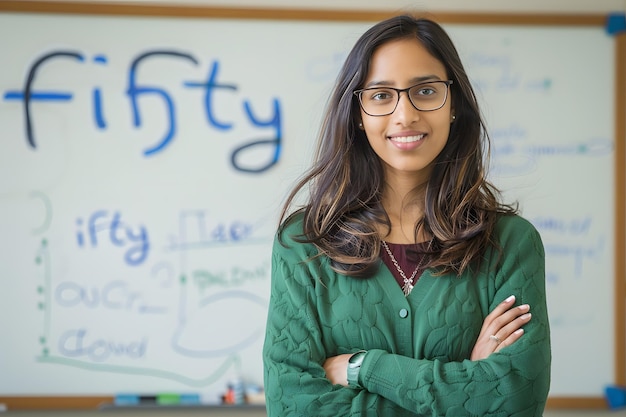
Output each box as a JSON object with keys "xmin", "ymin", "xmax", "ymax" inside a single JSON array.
[{"xmin": 263, "ymin": 15, "xmax": 551, "ymax": 417}]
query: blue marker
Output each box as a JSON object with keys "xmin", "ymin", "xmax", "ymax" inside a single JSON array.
[
  {"xmin": 114, "ymin": 394, "xmax": 139, "ymax": 406},
  {"xmin": 179, "ymin": 393, "xmax": 201, "ymax": 405}
]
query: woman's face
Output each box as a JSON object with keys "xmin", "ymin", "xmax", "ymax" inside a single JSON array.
[{"xmin": 359, "ymin": 38, "xmax": 453, "ymax": 183}]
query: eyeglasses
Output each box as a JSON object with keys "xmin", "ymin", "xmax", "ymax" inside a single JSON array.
[{"xmin": 353, "ymin": 80, "xmax": 453, "ymax": 117}]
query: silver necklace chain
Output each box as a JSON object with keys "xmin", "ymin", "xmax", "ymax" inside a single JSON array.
[{"xmin": 381, "ymin": 239, "xmax": 432, "ymax": 296}]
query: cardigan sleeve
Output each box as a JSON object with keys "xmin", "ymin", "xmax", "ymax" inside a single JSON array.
[
  {"xmin": 358, "ymin": 216, "xmax": 551, "ymax": 416},
  {"xmin": 263, "ymin": 235, "xmax": 400, "ymax": 416}
]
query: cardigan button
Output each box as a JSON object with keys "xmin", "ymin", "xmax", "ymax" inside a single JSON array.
[{"xmin": 398, "ymin": 308, "xmax": 409, "ymax": 318}]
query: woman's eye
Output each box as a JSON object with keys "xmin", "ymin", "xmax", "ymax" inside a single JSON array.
[{"xmin": 369, "ymin": 90, "xmax": 393, "ymax": 101}]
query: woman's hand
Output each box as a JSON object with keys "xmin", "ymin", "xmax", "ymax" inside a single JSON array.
[
  {"xmin": 323, "ymin": 353, "xmax": 352, "ymax": 386},
  {"xmin": 471, "ymin": 295, "xmax": 531, "ymax": 361}
]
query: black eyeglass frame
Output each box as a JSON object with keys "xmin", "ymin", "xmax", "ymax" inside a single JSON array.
[{"xmin": 353, "ymin": 80, "xmax": 454, "ymax": 117}]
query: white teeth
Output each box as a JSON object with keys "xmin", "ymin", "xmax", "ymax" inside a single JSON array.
[{"xmin": 390, "ymin": 134, "xmax": 425, "ymax": 143}]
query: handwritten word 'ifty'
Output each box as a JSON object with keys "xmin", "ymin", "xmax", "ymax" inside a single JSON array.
[
  {"xmin": 3, "ymin": 49, "xmax": 282, "ymax": 173},
  {"xmin": 76, "ymin": 210, "xmax": 149, "ymax": 266}
]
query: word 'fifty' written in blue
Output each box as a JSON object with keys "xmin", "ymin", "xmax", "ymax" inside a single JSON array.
[{"xmin": 3, "ymin": 49, "xmax": 282, "ymax": 173}]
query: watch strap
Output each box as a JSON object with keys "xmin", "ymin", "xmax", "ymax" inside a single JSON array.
[{"xmin": 347, "ymin": 350, "xmax": 367, "ymax": 389}]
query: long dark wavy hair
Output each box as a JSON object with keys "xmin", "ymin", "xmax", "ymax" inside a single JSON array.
[{"xmin": 278, "ymin": 15, "xmax": 516, "ymax": 277}]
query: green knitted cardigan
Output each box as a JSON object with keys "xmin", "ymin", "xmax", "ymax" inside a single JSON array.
[{"xmin": 263, "ymin": 213, "xmax": 551, "ymax": 416}]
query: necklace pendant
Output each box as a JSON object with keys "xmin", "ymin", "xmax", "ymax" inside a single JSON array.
[
  {"xmin": 402, "ymin": 282, "xmax": 414, "ymax": 296},
  {"xmin": 381, "ymin": 239, "xmax": 431, "ymax": 298}
]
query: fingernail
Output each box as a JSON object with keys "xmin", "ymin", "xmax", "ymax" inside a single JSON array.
[
  {"xmin": 519, "ymin": 304, "xmax": 530, "ymax": 311},
  {"xmin": 505, "ymin": 295, "xmax": 515, "ymax": 303},
  {"xmin": 522, "ymin": 313, "xmax": 532, "ymax": 320},
  {"xmin": 514, "ymin": 328, "xmax": 524, "ymax": 335}
]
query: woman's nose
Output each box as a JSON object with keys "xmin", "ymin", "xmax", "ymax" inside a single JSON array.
[{"xmin": 392, "ymin": 91, "xmax": 421, "ymax": 123}]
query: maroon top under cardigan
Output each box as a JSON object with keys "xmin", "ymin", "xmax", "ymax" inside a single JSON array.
[{"xmin": 380, "ymin": 241, "xmax": 430, "ymax": 290}]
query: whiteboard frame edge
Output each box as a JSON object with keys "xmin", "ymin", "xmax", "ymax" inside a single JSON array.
[
  {"xmin": 0, "ymin": 1, "xmax": 608, "ymax": 26},
  {"xmin": 614, "ymin": 33, "xmax": 626, "ymax": 388}
]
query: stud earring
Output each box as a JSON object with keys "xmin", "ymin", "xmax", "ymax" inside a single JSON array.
[
  {"xmin": 358, "ymin": 122, "xmax": 364, "ymax": 129},
  {"xmin": 451, "ymin": 115, "xmax": 456, "ymax": 122}
]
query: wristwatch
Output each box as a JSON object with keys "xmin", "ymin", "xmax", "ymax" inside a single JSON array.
[{"xmin": 347, "ymin": 350, "xmax": 367, "ymax": 389}]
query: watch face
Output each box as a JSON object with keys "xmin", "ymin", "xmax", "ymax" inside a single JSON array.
[{"xmin": 349, "ymin": 351, "xmax": 366, "ymax": 364}]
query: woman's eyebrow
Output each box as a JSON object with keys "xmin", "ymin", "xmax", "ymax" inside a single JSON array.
[{"xmin": 364, "ymin": 74, "xmax": 443, "ymax": 88}]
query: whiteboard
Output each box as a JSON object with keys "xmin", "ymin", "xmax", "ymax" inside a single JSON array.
[{"xmin": 0, "ymin": 11, "xmax": 618, "ymax": 403}]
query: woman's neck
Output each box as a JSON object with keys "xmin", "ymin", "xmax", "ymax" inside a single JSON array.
[
  {"xmin": 378, "ymin": 167, "xmax": 431, "ymax": 244},
  {"xmin": 380, "ymin": 186, "xmax": 427, "ymax": 244}
]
